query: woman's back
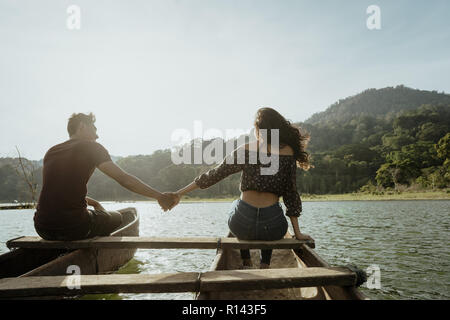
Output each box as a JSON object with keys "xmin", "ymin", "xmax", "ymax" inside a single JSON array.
[
  {"xmin": 242, "ymin": 142, "xmax": 294, "ymax": 207},
  {"xmin": 194, "ymin": 141, "xmax": 301, "ymax": 214}
]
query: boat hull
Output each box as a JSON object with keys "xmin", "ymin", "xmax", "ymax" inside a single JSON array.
[
  {"xmin": 197, "ymin": 232, "xmax": 366, "ymax": 300},
  {"xmin": 0, "ymin": 207, "xmax": 139, "ymax": 279}
]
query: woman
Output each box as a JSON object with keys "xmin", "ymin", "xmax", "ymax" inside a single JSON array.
[{"xmin": 172, "ymin": 107, "xmax": 313, "ymax": 269}]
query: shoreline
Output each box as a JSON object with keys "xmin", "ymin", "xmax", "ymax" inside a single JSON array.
[
  {"xmin": 1, "ymin": 191, "xmax": 448, "ymax": 208},
  {"xmin": 106, "ymin": 190, "xmax": 450, "ymax": 203},
  {"xmin": 164, "ymin": 190, "xmax": 450, "ymax": 202},
  {"xmin": 0, "ymin": 203, "xmax": 35, "ymax": 210}
]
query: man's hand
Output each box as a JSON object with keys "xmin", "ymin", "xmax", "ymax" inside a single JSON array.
[{"xmin": 86, "ymin": 196, "xmax": 106, "ymax": 212}]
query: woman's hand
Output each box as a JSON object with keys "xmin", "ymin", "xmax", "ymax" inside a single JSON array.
[
  {"xmin": 163, "ymin": 192, "xmax": 181, "ymax": 210},
  {"xmin": 157, "ymin": 192, "xmax": 181, "ymax": 211},
  {"xmin": 288, "ymin": 216, "xmax": 312, "ymax": 241},
  {"xmin": 156, "ymin": 193, "xmax": 174, "ymax": 211},
  {"xmin": 156, "ymin": 182, "xmax": 197, "ymax": 212},
  {"xmin": 294, "ymin": 232, "xmax": 313, "ymax": 241}
]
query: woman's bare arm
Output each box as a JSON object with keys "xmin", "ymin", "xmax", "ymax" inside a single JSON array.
[
  {"xmin": 177, "ymin": 182, "xmax": 199, "ymax": 196},
  {"xmin": 289, "ymin": 216, "xmax": 312, "ymax": 241},
  {"xmin": 160, "ymin": 182, "xmax": 199, "ymax": 210}
]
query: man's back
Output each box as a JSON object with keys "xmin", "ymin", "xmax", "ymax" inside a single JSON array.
[{"xmin": 34, "ymin": 139, "xmax": 111, "ymax": 229}]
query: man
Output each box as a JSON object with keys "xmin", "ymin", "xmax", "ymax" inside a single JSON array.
[{"xmin": 34, "ymin": 112, "xmax": 176, "ymax": 241}]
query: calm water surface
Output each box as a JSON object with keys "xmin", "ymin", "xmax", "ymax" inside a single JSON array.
[{"xmin": 1, "ymin": 200, "xmax": 449, "ymax": 300}]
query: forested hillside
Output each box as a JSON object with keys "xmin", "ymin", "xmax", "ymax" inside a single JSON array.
[{"xmin": 1, "ymin": 86, "xmax": 449, "ymax": 202}]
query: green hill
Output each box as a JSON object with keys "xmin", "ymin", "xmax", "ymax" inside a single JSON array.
[
  {"xmin": 1, "ymin": 85, "xmax": 449, "ymax": 202},
  {"xmin": 305, "ymin": 85, "xmax": 450, "ymax": 126}
]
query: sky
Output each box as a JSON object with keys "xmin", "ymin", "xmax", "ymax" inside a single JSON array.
[{"xmin": 1, "ymin": 0, "xmax": 449, "ymax": 160}]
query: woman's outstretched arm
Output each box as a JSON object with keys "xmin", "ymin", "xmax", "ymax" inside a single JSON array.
[
  {"xmin": 162, "ymin": 182, "xmax": 199, "ymax": 210},
  {"xmin": 171, "ymin": 147, "xmax": 246, "ymax": 198},
  {"xmin": 165, "ymin": 145, "xmax": 248, "ymax": 210},
  {"xmin": 177, "ymin": 181, "xmax": 199, "ymax": 196}
]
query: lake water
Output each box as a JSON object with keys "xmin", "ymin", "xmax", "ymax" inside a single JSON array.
[{"xmin": 1, "ymin": 200, "xmax": 449, "ymax": 300}]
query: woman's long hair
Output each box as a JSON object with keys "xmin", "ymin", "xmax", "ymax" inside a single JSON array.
[{"xmin": 254, "ymin": 107, "xmax": 312, "ymax": 170}]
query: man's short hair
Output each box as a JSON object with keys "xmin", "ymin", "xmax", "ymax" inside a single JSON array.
[{"xmin": 67, "ymin": 113, "xmax": 96, "ymax": 137}]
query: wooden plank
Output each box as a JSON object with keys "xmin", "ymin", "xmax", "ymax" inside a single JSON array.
[
  {"xmin": 7, "ymin": 236, "xmax": 314, "ymax": 250},
  {"xmin": 0, "ymin": 272, "xmax": 200, "ymax": 298},
  {"xmin": 199, "ymin": 267, "xmax": 356, "ymax": 292},
  {"xmin": 7, "ymin": 236, "xmax": 220, "ymax": 250},
  {"xmin": 0, "ymin": 267, "xmax": 356, "ymax": 298},
  {"xmin": 220, "ymin": 237, "xmax": 314, "ymax": 249}
]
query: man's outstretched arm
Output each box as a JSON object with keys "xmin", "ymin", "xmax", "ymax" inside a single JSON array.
[{"xmin": 97, "ymin": 161, "xmax": 174, "ymax": 210}]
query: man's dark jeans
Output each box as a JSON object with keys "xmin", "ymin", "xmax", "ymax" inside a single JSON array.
[{"xmin": 35, "ymin": 209, "xmax": 123, "ymax": 241}]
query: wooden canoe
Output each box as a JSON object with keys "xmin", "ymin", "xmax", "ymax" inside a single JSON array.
[
  {"xmin": 197, "ymin": 232, "xmax": 367, "ymax": 300},
  {"xmin": 0, "ymin": 207, "xmax": 139, "ymax": 279}
]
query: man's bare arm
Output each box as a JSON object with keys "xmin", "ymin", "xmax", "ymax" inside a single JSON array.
[{"xmin": 97, "ymin": 161, "xmax": 173, "ymax": 210}]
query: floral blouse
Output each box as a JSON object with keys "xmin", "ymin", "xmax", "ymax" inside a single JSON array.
[{"xmin": 194, "ymin": 148, "xmax": 302, "ymax": 217}]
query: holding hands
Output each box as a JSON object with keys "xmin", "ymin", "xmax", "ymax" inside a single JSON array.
[
  {"xmin": 156, "ymin": 182, "xmax": 198, "ymax": 212},
  {"xmin": 157, "ymin": 192, "xmax": 181, "ymax": 211}
]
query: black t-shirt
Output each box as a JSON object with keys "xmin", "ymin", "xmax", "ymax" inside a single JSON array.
[{"xmin": 34, "ymin": 139, "xmax": 111, "ymax": 229}]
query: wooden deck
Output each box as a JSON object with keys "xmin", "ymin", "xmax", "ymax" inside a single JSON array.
[{"xmin": 2, "ymin": 230, "xmax": 368, "ymax": 299}]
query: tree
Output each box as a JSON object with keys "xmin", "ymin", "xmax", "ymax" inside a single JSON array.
[
  {"xmin": 435, "ymin": 133, "xmax": 450, "ymax": 161},
  {"xmin": 13, "ymin": 147, "xmax": 38, "ymax": 205}
]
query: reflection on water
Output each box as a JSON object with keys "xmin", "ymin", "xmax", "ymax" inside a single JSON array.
[{"xmin": 0, "ymin": 200, "xmax": 449, "ymax": 300}]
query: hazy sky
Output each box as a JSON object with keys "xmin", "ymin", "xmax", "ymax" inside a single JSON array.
[{"xmin": 1, "ymin": 0, "xmax": 449, "ymax": 160}]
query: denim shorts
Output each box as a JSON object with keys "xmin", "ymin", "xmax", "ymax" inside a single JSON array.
[{"xmin": 227, "ymin": 199, "xmax": 288, "ymax": 241}]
